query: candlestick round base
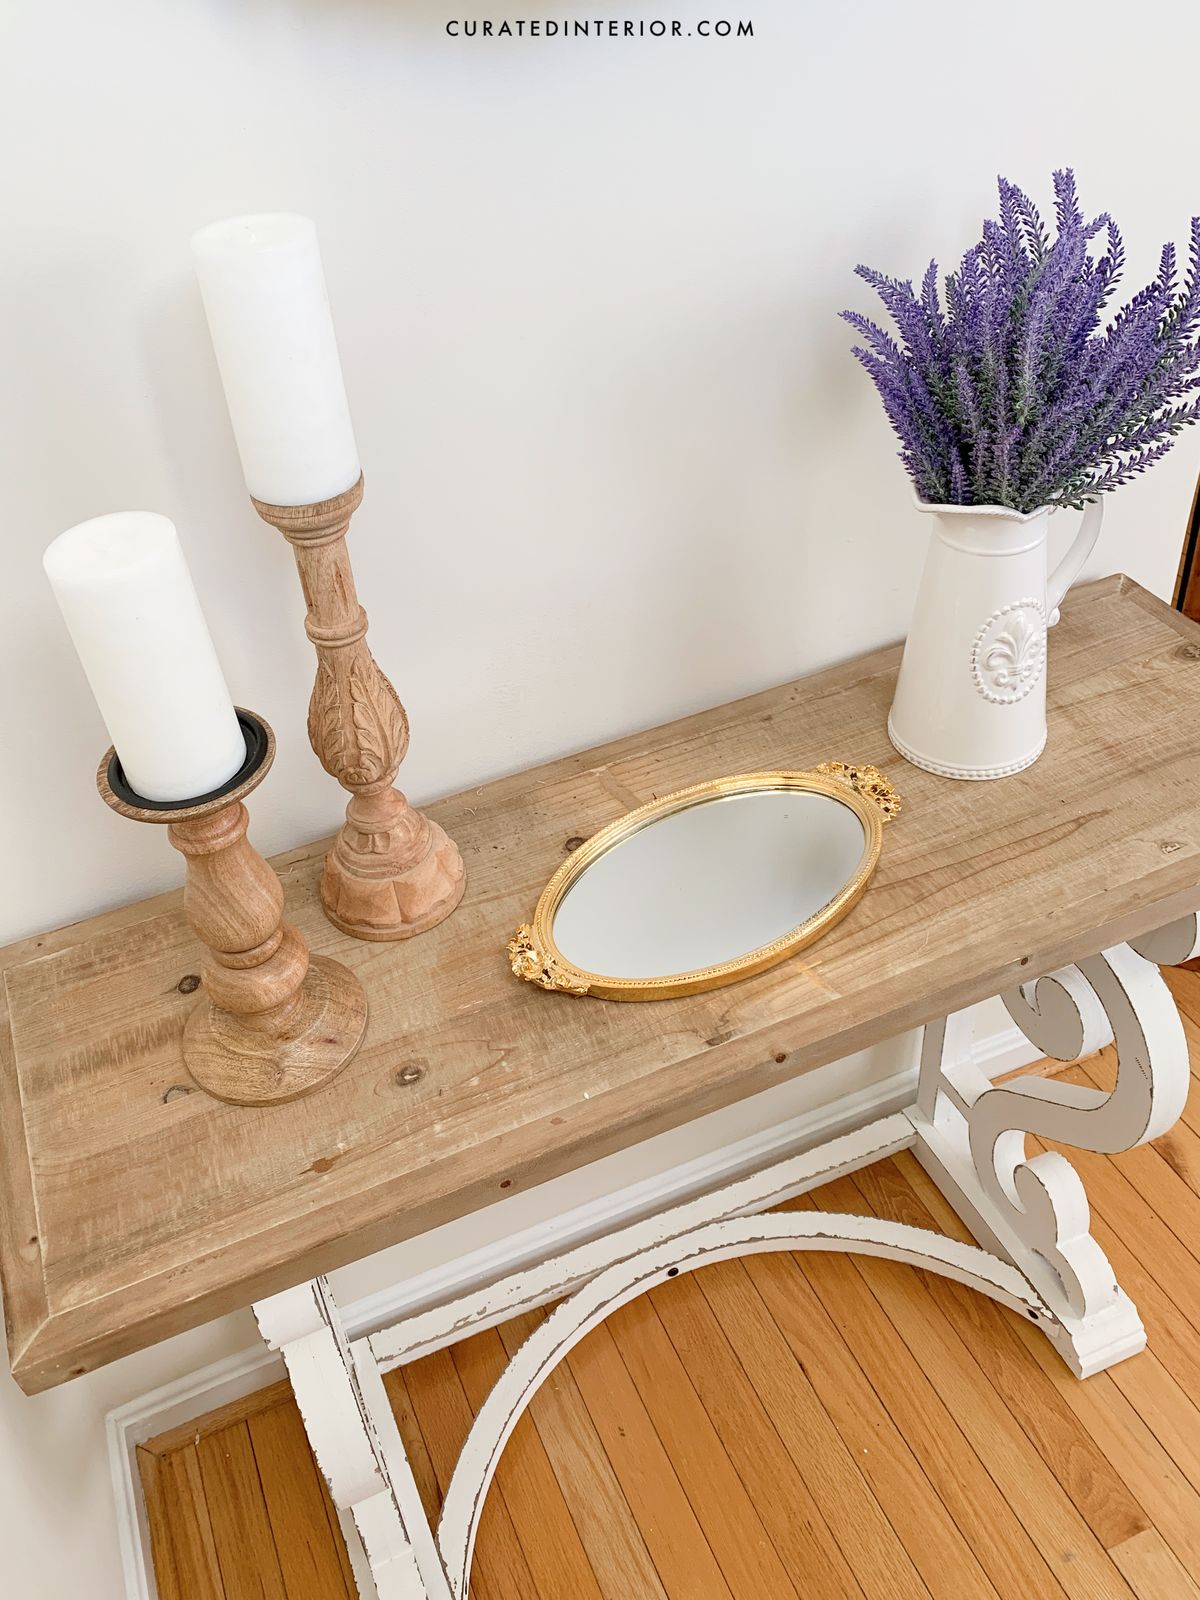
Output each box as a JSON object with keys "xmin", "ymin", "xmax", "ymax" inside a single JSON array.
[
  {"xmin": 182, "ymin": 955, "xmax": 368, "ymax": 1106},
  {"xmin": 320, "ymin": 807, "xmax": 467, "ymax": 943}
]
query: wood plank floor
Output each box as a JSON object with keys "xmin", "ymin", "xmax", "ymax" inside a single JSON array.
[{"xmin": 140, "ymin": 965, "xmax": 1200, "ymax": 1599}]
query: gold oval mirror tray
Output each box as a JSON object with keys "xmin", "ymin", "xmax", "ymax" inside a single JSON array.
[{"xmin": 507, "ymin": 760, "xmax": 901, "ymax": 1001}]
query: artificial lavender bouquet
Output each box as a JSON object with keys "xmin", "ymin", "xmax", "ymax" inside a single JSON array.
[{"xmin": 843, "ymin": 171, "xmax": 1200, "ymax": 512}]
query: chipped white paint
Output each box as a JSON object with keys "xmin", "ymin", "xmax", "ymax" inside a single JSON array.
[
  {"xmin": 254, "ymin": 1280, "xmax": 451, "ymax": 1599},
  {"xmin": 369, "ymin": 1113, "xmax": 915, "ymax": 1371},
  {"xmin": 436, "ymin": 1210, "xmax": 1047, "ymax": 1598},
  {"xmin": 116, "ymin": 1033, "xmax": 1000, "ymax": 1600},
  {"xmin": 911, "ymin": 938, "xmax": 1192, "ymax": 1374},
  {"xmin": 250, "ymin": 920, "xmax": 1196, "ymax": 1599}
]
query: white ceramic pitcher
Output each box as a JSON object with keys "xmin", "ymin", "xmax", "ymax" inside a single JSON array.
[{"xmin": 887, "ymin": 496, "xmax": 1104, "ymax": 780}]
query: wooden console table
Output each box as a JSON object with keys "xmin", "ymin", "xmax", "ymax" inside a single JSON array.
[{"xmin": 5, "ymin": 575, "xmax": 1200, "ymax": 1596}]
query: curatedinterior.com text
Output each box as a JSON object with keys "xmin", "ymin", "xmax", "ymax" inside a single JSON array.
[{"xmin": 446, "ymin": 18, "xmax": 755, "ymax": 38}]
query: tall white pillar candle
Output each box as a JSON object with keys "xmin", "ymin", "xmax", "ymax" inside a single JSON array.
[
  {"xmin": 191, "ymin": 213, "xmax": 361, "ymax": 507},
  {"xmin": 44, "ymin": 513, "xmax": 247, "ymax": 803}
]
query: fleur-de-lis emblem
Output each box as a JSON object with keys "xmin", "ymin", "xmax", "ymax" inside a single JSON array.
[
  {"xmin": 971, "ymin": 599, "xmax": 1047, "ymax": 705},
  {"xmin": 983, "ymin": 614, "xmax": 1040, "ymax": 688}
]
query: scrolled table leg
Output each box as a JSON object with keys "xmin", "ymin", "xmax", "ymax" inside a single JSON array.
[{"xmin": 909, "ymin": 925, "xmax": 1195, "ymax": 1375}]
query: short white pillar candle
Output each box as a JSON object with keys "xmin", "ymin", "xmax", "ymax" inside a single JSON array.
[
  {"xmin": 44, "ymin": 513, "xmax": 247, "ymax": 803},
  {"xmin": 191, "ymin": 213, "xmax": 361, "ymax": 507}
]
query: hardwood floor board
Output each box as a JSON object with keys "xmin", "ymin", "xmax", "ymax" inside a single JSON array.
[
  {"xmin": 382, "ymin": 1361, "xmax": 443, "ymax": 1523},
  {"xmin": 451, "ymin": 1325, "xmax": 605, "ymax": 1600},
  {"xmin": 566, "ymin": 1316, "xmax": 736, "ymax": 1599},
  {"xmin": 1108, "ymin": 1528, "xmax": 1200, "ymax": 1600},
  {"xmin": 1068, "ymin": 1056, "xmax": 1200, "ymax": 1257},
  {"xmin": 1020, "ymin": 1070, "xmax": 1200, "ymax": 1408},
  {"xmin": 404, "ymin": 1344, "xmax": 544, "ymax": 1600},
  {"xmin": 1166, "ymin": 1001, "xmax": 1200, "ymax": 1081},
  {"xmin": 1106, "ymin": 1345, "xmax": 1200, "ymax": 1505},
  {"xmin": 1028, "ymin": 1140, "xmax": 1200, "ymax": 1401},
  {"xmin": 813, "ymin": 1172, "xmax": 1135, "ymax": 1600},
  {"xmin": 153, "ymin": 1443, "xmax": 224, "ymax": 1600},
  {"xmin": 696, "ymin": 1255, "xmax": 932, "ymax": 1600},
  {"xmin": 1070, "ymin": 1060, "xmax": 1200, "ymax": 1270},
  {"xmin": 136, "ymin": 1448, "xmax": 184, "ymax": 1600},
  {"xmin": 141, "ymin": 966, "xmax": 1200, "ymax": 1600},
  {"xmin": 497, "ymin": 1310, "xmax": 670, "ymax": 1600},
  {"xmin": 606, "ymin": 1292, "xmax": 804, "ymax": 1600},
  {"xmin": 1145, "ymin": 1045, "xmax": 1200, "ymax": 1168},
  {"xmin": 1011, "ymin": 1318, "xmax": 1200, "ymax": 1581},
  {"xmin": 1013, "ymin": 1070, "xmax": 1200, "ymax": 1545},
  {"xmin": 145, "ymin": 1379, "xmax": 295, "ymax": 1458},
  {"xmin": 1153, "ymin": 1115, "xmax": 1200, "ymax": 1190},
  {"xmin": 247, "ymin": 1400, "xmax": 355, "ymax": 1600},
  {"xmin": 1158, "ymin": 1006, "xmax": 1200, "ymax": 1143},
  {"xmin": 1163, "ymin": 967, "xmax": 1200, "ymax": 1043},
  {"xmin": 647, "ymin": 1273, "xmax": 867, "ymax": 1600},
  {"xmin": 781, "ymin": 1199, "xmax": 1069, "ymax": 1600},
  {"xmin": 743, "ymin": 1246, "xmax": 1001, "ymax": 1600},
  {"xmin": 864, "ymin": 1156, "xmax": 1149, "ymax": 1552},
  {"xmin": 196, "ymin": 1422, "xmax": 288, "ymax": 1600}
]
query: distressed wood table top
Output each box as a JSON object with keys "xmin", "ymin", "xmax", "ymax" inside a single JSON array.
[{"xmin": 4, "ymin": 574, "xmax": 1200, "ymax": 1393}]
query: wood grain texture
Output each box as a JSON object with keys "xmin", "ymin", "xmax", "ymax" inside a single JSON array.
[
  {"xmin": 247, "ymin": 1402, "xmax": 356, "ymax": 1600},
  {"xmin": 96, "ymin": 715, "xmax": 368, "ymax": 1110},
  {"xmin": 10, "ymin": 575, "xmax": 1200, "ymax": 1391},
  {"xmin": 140, "ymin": 977, "xmax": 1200, "ymax": 1597},
  {"xmin": 196, "ymin": 1423, "xmax": 288, "ymax": 1600},
  {"xmin": 740, "ymin": 1248, "xmax": 1000, "ymax": 1600},
  {"xmin": 495, "ymin": 1310, "xmax": 670, "ymax": 1600},
  {"xmin": 647, "ymin": 1274, "xmax": 865, "ymax": 1600},
  {"xmin": 151, "ymin": 1443, "xmax": 224, "ymax": 1600},
  {"xmin": 603, "ymin": 1293, "xmax": 802, "ymax": 1600},
  {"xmin": 137, "ymin": 1448, "xmax": 183, "ymax": 1600},
  {"xmin": 403, "ymin": 1346, "xmax": 541, "ymax": 1600},
  {"xmin": 450, "ymin": 1327, "xmax": 604, "ymax": 1600},
  {"xmin": 852, "ymin": 1158, "xmax": 1148, "ymax": 1551},
  {"xmin": 778, "ymin": 1205, "xmax": 1066, "ymax": 1598},
  {"xmin": 251, "ymin": 475, "xmax": 466, "ymax": 943},
  {"xmin": 565, "ymin": 1318, "xmax": 736, "ymax": 1599}
]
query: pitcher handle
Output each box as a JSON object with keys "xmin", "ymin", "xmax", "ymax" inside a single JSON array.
[{"xmin": 1046, "ymin": 497, "xmax": 1103, "ymax": 626}]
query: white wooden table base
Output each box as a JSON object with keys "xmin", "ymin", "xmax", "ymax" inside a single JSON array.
[{"xmin": 253, "ymin": 915, "xmax": 1200, "ymax": 1600}]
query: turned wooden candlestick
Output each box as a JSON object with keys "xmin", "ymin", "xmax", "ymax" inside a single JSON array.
[
  {"xmin": 251, "ymin": 475, "xmax": 466, "ymax": 942},
  {"xmin": 97, "ymin": 710, "xmax": 368, "ymax": 1106}
]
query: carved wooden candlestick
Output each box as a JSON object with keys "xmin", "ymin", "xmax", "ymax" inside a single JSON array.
[
  {"xmin": 251, "ymin": 475, "xmax": 466, "ymax": 942},
  {"xmin": 97, "ymin": 710, "xmax": 368, "ymax": 1106}
]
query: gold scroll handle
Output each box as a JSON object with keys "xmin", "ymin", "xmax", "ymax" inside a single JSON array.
[
  {"xmin": 506, "ymin": 759, "xmax": 902, "ymax": 995},
  {"xmin": 507, "ymin": 924, "xmax": 591, "ymax": 996},
  {"xmin": 813, "ymin": 761, "xmax": 902, "ymax": 822}
]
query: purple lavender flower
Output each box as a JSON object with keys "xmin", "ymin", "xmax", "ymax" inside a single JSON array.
[{"xmin": 842, "ymin": 172, "xmax": 1200, "ymax": 512}]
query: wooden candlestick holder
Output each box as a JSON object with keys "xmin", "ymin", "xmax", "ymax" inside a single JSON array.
[
  {"xmin": 251, "ymin": 475, "xmax": 466, "ymax": 942},
  {"xmin": 97, "ymin": 710, "xmax": 368, "ymax": 1106}
]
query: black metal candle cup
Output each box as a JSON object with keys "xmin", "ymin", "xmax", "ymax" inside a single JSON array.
[{"xmin": 96, "ymin": 709, "xmax": 368, "ymax": 1106}]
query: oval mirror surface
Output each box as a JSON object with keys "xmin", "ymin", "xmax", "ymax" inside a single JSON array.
[{"xmin": 550, "ymin": 787, "xmax": 869, "ymax": 982}]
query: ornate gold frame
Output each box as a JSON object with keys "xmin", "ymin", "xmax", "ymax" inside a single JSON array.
[{"xmin": 508, "ymin": 761, "xmax": 901, "ymax": 1002}]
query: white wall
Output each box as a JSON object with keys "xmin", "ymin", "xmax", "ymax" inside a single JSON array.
[
  {"xmin": 2, "ymin": 0, "xmax": 1199, "ymax": 943},
  {"xmin": 2, "ymin": 2, "xmax": 1198, "ymax": 1595}
]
